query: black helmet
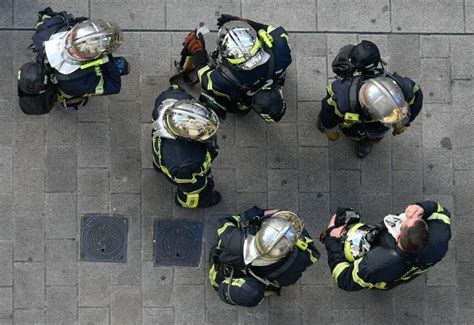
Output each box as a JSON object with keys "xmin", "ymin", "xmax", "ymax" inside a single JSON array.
[
  {"xmin": 217, "ymin": 277, "xmax": 265, "ymax": 307},
  {"xmin": 350, "ymin": 40, "xmax": 381, "ymax": 71},
  {"xmin": 18, "ymin": 61, "xmax": 48, "ymax": 95},
  {"xmin": 252, "ymin": 84, "xmax": 286, "ymax": 122}
]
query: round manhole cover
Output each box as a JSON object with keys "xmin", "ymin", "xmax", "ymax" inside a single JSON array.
[{"xmin": 154, "ymin": 220, "xmax": 203, "ymax": 267}]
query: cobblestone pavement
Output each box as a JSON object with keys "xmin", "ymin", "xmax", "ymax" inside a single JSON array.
[{"xmin": 1, "ymin": 1, "xmax": 474, "ymax": 324}]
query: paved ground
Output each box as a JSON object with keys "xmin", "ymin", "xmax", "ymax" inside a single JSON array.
[{"xmin": 1, "ymin": 0, "xmax": 474, "ymax": 324}]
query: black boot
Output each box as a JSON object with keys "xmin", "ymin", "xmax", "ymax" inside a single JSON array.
[
  {"xmin": 199, "ymin": 191, "xmax": 222, "ymax": 208},
  {"xmin": 356, "ymin": 141, "xmax": 374, "ymax": 158}
]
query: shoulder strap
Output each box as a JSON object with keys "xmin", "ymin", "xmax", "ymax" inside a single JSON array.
[
  {"xmin": 384, "ymin": 71, "xmax": 411, "ymax": 101},
  {"xmin": 262, "ymin": 248, "xmax": 299, "ymax": 280},
  {"xmin": 348, "ymin": 75, "xmax": 363, "ymax": 113}
]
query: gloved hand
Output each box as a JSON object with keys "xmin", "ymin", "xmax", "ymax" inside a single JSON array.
[
  {"xmin": 324, "ymin": 129, "xmax": 340, "ymax": 141},
  {"xmin": 241, "ymin": 206, "xmax": 265, "ymax": 224},
  {"xmin": 217, "ymin": 14, "xmax": 241, "ymax": 28},
  {"xmin": 183, "ymin": 30, "xmax": 205, "ymax": 55},
  {"xmin": 392, "ymin": 125, "xmax": 406, "ymax": 136}
]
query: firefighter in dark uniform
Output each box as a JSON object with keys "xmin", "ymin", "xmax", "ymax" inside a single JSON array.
[
  {"xmin": 183, "ymin": 14, "xmax": 292, "ymax": 122},
  {"xmin": 318, "ymin": 67, "xmax": 423, "ymax": 158},
  {"xmin": 152, "ymin": 85, "xmax": 222, "ymax": 209},
  {"xmin": 321, "ymin": 201, "xmax": 451, "ymax": 291},
  {"xmin": 35, "ymin": 8, "xmax": 128, "ymax": 108},
  {"xmin": 209, "ymin": 207, "xmax": 320, "ymax": 307}
]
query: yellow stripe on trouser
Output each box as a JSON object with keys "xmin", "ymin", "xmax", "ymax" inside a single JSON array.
[
  {"xmin": 332, "ymin": 262, "xmax": 350, "ymax": 281},
  {"xmin": 352, "ymin": 259, "xmax": 387, "ymax": 289},
  {"xmin": 222, "ymin": 278, "xmax": 245, "ymax": 287},
  {"xmin": 209, "ymin": 264, "xmax": 218, "ymax": 287}
]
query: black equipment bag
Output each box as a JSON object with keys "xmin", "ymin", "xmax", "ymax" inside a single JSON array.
[{"xmin": 332, "ymin": 41, "xmax": 382, "ymax": 79}]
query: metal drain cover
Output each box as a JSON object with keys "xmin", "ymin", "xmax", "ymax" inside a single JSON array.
[
  {"xmin": 80, "ymin": 214, "xmax": 128, "ymax": 263},
  {"xmin": 154, "ymin": 219, "xmax": 203, "ymax": 267}
]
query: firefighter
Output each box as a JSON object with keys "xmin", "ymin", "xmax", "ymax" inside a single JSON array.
[
  {"xmin": 209, "ymin": 207, "xmax": 320, "ymax": 307},
  {"xmin": 33, "ymin": 7, "xmax": 128, "ymax": 109},
  {"xmin": 321, "ymin": 201, "xmax": 451, "ymax": 291},
  {"xmin": 182, "ymin": 14, "xmax": 292, "ymax": 122},
  {"xmin": 319, "ymin": 42, "xmax": 423, "ymax": 158},
  {"xmin": 152, "ymin": 85, "xmax": 221, "ymax": 209}
]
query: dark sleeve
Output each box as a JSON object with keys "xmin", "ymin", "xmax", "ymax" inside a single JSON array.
[
  {"xmin": 320, "ymin": 92, "xmax": 343, "ymax": 129},
  {"xmin": 197, "ymin": 65, "xmax": 238, "ymax": 103},
  {"xmin": 191, "ymin": 49, "xmax": 209, "ymax": 69},
  {"xmin": 416, "ymin": 201, "xmax": 451, "ymax": 223},
  {"xmin": 100, "ymin": 60, "xmax": 122, "ymax": 95},
  {"xmin": 408, "ymin": 84, "xmax": 423, "ymax": 123},
  {"xmin": 268, "ymin": 26, "xmax": 292, "ymax": 81}
]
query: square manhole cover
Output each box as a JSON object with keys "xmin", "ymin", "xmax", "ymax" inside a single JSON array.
[
  {"xmin": 153, "ymin": 219, "xmax": 203, "ymax": 267},
  {"xmin": 80, "ymin": 214, "xmax": 128, "ymax": 263}
]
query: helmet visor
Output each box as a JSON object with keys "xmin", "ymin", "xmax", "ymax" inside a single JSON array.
[{"xmin": 381, "ymin": 105, "xmax": 409, "ymax": 124}]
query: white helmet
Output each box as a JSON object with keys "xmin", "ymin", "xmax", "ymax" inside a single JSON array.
[
  {"xmin": 359, "ymin": 77, "xmax": 410, "ymax": 125},
  {"xmin": 243, "ymin": 211, "xmax": 304, "ymax": 266},
  {"xmin": 152, "ymin": 99, "xmax": 219, "ymax": 142},
  {"xmin": 217, "ymin": 21, "xmax": 270, "ymax": 70}
]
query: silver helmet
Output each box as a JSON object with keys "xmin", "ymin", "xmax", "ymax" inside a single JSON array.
[
  {"xmin": 341, "ymin": 223, "xmax": 375, "ymax": 262},
  {"xmin": 152, "ymin": 99, "xmax": 219, "ymax": 141},
  {"xmin": 217, "ymin": 21, "xmax": 270, "ymax": 70},
  {"xmin": 63, "ymin": 19, "xmax": 122, "ymax": 62},
  {"xmin": 243, "ymin": 211, "xmax": 304, "ymax": 266},
  {"xmin": 359, "ymin": 77, "xmax": 410, "ymax": 125}
]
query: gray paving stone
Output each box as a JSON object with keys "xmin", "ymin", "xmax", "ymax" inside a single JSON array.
[
  {"xmin": 299, "ymin": 192, "xmax": 330, "ymax": 236},
  {"xmin": 140, "ymin": 77, "xmax": 170, "ymax": 123},
  {"xmin": 420, "ymin": 35, "xmax": 450, "ymax": 58},
  {"xmin": 281, "ymin": 78, "xmax": 297, "ymax": 124},
  {"xmin": 142, "ymin": 308, "xmax": 174, "ymax": 325},
  {"xmin": 237, "ymin": 301, "xmax": 268, "ymax": 325},
  {"xmin": 293, "ymin": 34, "xmax": 327, "ymax": 57},
  {"xmin": 388, "ymin": 35, "xmax": 420, "ymax": 80},
  {"xmin": 0, "ymin": 1, "xmax": 12, "ymax": 27},
  {"xmin": 423, "ymin": 149, "xmax": 455, "ymax": 194},
  {"xmin": 331, "ymin": 286, "xmax": 365, "ymax": 309},
  {"xmin": 297, "ymin": 102, "xmax": 328, "ymax": 147},
  {"xmin": 457, "ymin": 262, "xmax": 474, "ymax": 309},
  {"xmin": 141, "ymin": 169, "xmax": 174, "ymax": 217},
  {"xmin": 235, "ymin": 147, "xmax": 267, "ymax": 192},
  {"xmin": 110, "ymin": 147, "xmax": 141, "ymax": 193},
  {"xmin": 426, "ymin": 241, "xmax": 456, "ymax": 287},
  {"xmin": 45, "ymin": 146, "xmax": 77, "ymax": 193},
  {"xmin": 140, "ymin": 33, "xmax": 172, "ymax": 78},
  {"xmin": 392, "ymin": 285, "xmax": 426, "ymax": 324},
  {"xmin": 267, "ymin": 124, "xmax": 298, "ymax": 169},
  {"xmin": 14, "ymin": 309, "xmax": 44, "ymax": 325},
  {"xmin": 14, "ymin": 214, "xmax": 44, "ymax": 262},
  {"xmin": 360, "ymin": 192, "xmax": 392, "ymax": 224},
  {"xmin": 361, "ymin": 138, "xmax": 392, "ymax": 193},
  {"xmin": 46, "ymin": 286, "xmax": 77, "ymax": 325},
  {"xmin": 391, "ymin": 0, "xmax": 464, "ymax": 33},
  {"xmin": 268, "ymin": 190, "xmax": 299, "ymax": 212},
  {"xmin": 14, "ymin": 262, "xmax": 45, "ymax": 309},
  {"xmin": 459, "ymin": 309, "xmax": 474, "ymax": 324},
  {"xmin": 454, "ymin": 170, "xmax": 474, "ymax": 216},
  {"xmin": 77, "ymin": 168, "xmax": 109, "ymax": 214},
  {"xmin": 425, "ymin": 286, "xmax": 458, "ymax": 324},
  {"xmin": 268, "ymin": 307, "xmax": 302, "ymax": 325},
  {"xmin": 14, "ymin": 123, "xmax": 44, "ymax": 169},
  {"xmin": 45, "ymin": 109, "xmax": 77, "ymax": 147},
  {"xmin": 174, "ymin": 285, "xmax": 205, "ymax": 324},
  {"xmin": 452, "ymin": 80, "xmax": 474, "ymax": 125},
  {"xmin": 205, "ymin": 169, "xmax": 237, "ymax": 214},
  {"xmin": 328, "ymin": 137, "xmax": 362, "ymax": 170},
  {"xmin": 0, "ymin": 146, "xmax": 13, "ymax": 193},
  {"xmin": 0, "ymin": 122, "xmax": 13, "ymax": 146},
  {"xmin": 142, "ymin": 262, "xmax": 173, "ymax": 307},
  {"xmin": 235, "ymin": 114, "xmax": 267, "ymax": 148},
  {"xmin": 455, "ymin": 216, "xmax": 474, "ymax": 262},
  {"xmin": 45, "ymin": 193, "xmax": 76, "ymax": 239},
  {"xmin": 330, "ymin": 191, "xmax": 360, "ymax": 213},
  {"xmin": 0, "ymin": 287, "xmax": 12, "ymax": 324},
  {"xmin": 0, "ymin": 194, "xmax": 13, "ymax": 240},
  {"xmin": 207, "ymin": 307, "xmax": 238, "ymax": 325},
  {"xmin": 110, "ymin": 193, "xmax": 141, "ymax": 240},
  {"xmin": 420, "ymin": 58, "xmax": 451, "ymax": 104},
  {"xmin": 422, "ymin": 105, "xmax": 453, "ymax": 150},
  {"xmin": 141, "ymin": 215, "xmax": 155, "ymax": 261},
  {"xmin": 110, "ymin": 285, "xmax": 141, "ymax": 325},
  {"xmin": 174, "ymin": 254, "xmax": 205, "ymax": 285},
  {"xmin": 450, "ymin": 36, "xmax": 474, "ymax": 80},
  {"xmin": 78, "ymin": 263, "xmax": 111, "ymax": 307},
  {"xmin": 79, "ymin": 308, "xmax": 109, "ymax": 325},
  {"xmin": 301, "ymin": 285, "xmax": 332, "ymax": 324},
  {"xmin": 300, "ymin": 250, "xmax": 331, "ymax": 286},
  {"xmin": 45, "ymin": 239, "xmax": 77, "ymax": 286},
  {"xmin": 392, "ymin": 170, "xmax": 423, "ymax": 213},
  {"xmin": 297, "ymin": 56, "xmax": 327, "ymax": 101},
  {"xmin": 242, "ymin": 0, "xmax": 316, "ymax": 31},
  {"xmin": 13, "ymin": 168, "xmax": 44, "ymax": 216},
  {"xmin": 392, "ymin": 123, "xmax": 422, "ymax": 171},
  {"xmin": 318, "ymin": 0, "xmax": 390, "ymax": 32},
  {"xmin": 78, "ymin": 123, "xmax": 110, "ymax": 168},
  {"xmin": 269, "ymin": 284, "xmax": 301, "ymax": 309},
  {"xmin": 332, "ymin": 309, "xmax": 363, "ymax": 325},
  {"xmin": 78, "ymin": 98, "xmax": 109, "ymax": 122},
  {"xmin": 236, "ymin": 192, "xmax": 268, "ymax": 213},
  {"xmin": 363, "ymin": 290, "xmax": 394, "ymax": 324},
  {"xmin": 454, "ymin": 124, "xmax": 474, "ymax": 170},
  {"xmin": 330, "ymin": 170, "xmax": 361, "ymax": 195},
  {"xmin": 268, "ymin": 170, "xmax": 298, "ymax": 192},
  {"xmin": 166, "ymin": 0, "xmax": 240, "ymax": 30},
  {"xmin": 110, "ymin": 100, "xmax": 141, "ymax": 149},
  {"xmin": 299, "ymin": 147, "xmax": 329, "ymax": 192},
  {"xmin": 110, "ymin": 240, "xmax": 141, "ymax": 285},
  {"xmin": 141, "ymin": 123, "xmax": 154, "ymax": 169},
  {"xmin": 0, "ymin": 241, "xmax": 12, "ymax": 286},
  {"xmin": 14, "ymin": 0, "xmax": 88, "ymax": 28}
]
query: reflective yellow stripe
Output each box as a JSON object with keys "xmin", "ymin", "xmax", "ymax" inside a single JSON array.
[
  {"xmin": 427, "ymin": 212, "xmax": 450, "ymax": 224},
  {"xmin": 186, "ymin": 177, "xmax": 208, "ymax": 194},
  {"xmin": 217, "ymin": 222, "xmax": 235, "ymax": 236},
  {"xmin": 94, "ymin": 66, "xmax": 104, "ymax": 95},
  {"xmin": 326, "ymin": 84, "xmax": 343, "ymax": 118},
  {"xmin": 436, "ymin": 203, "xmax": 443, "ymax": 212},
  {"xmin": 296, "ymin": 238, "xmax": 318, "ymax": 263},
  {"xmin": 258, "ymin": 30, "xmax": 273, "ymax": 48},
  {"xmin": 198, "ymin": 65, "xmax": 211, "ymax": 81},
  {"xmin": 413, "ymin": 83, "xmax": 420, "ymax": 93},
  {"xmin": 344, "ymin": 223, "xmax": 364, "ymax": 262},
  {"xmin": 260, "ymin": 114, "xmax": 275, "ymax": 122},
  {"xmin": 332, "ymin": 262, "xmax": 350, "ymax": 281},
  {"xmin": 227, "ymin": 39, "xmax": 262, "ymax": 64},
  {"xmin": 280, "ymin": 33, "xmax": 290, "ymax": 44},
  {"xmin": 231, "ymin": 215, "xmax": 240, "ymax": 225},
  {"xmin": 352, "ymin": 258, "xmax": 387, "ymax": 289},
  {"xmin": 185, "ymin": 193, "xmax": 199, "ymax": 208},
  {"xmin": 222, "ymin": 278, "xmax": 245, "ymax": 287},
  {"xmin": 267, "ymin": 25, "xmax": 276, "ymax": 33},
  {"xmin": 209, "ymin": 264, "xmax": 218, "ymax": 287}
]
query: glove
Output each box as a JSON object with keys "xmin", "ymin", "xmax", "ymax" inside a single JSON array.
[
  {"xmin": 324, "ymin": 129, "xmax": 340, "ymax": 141},
  {"xmin": 241, "ymin": 206, "xmax": 265, "ymax": 225},
  {"xmin": 392, "ymin": 125, "xmax": 406, "ymax": 136},
  {"xmin": 183, "ymin": 31, "xmax": 205, "ymax": 55},
  {"xmin": 217, "ymin": 14, "xmax": 240, "ymax": 28}
]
